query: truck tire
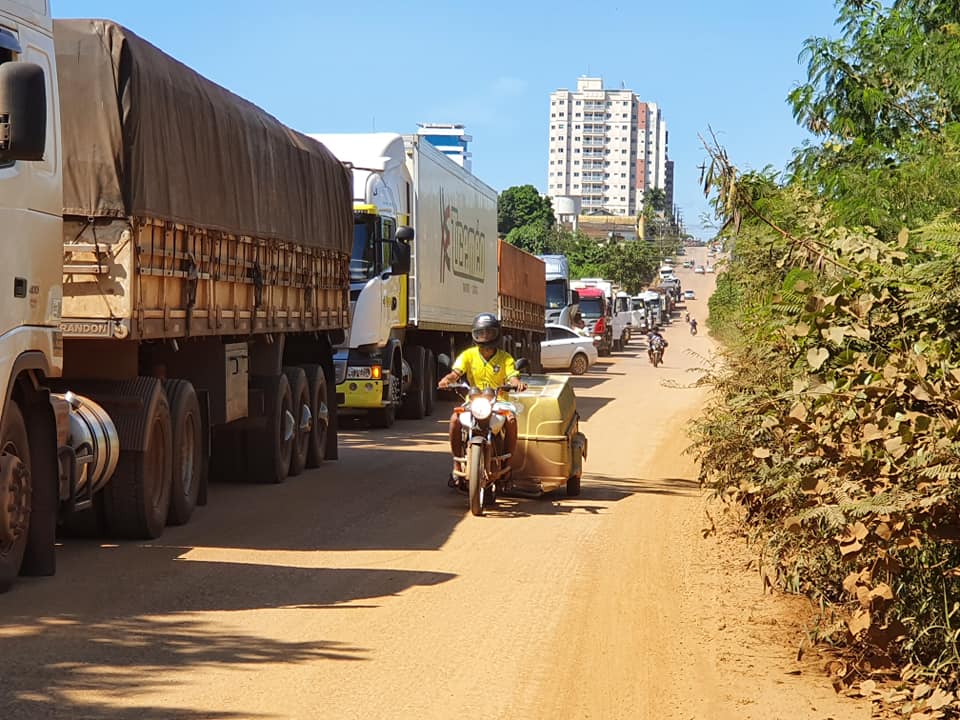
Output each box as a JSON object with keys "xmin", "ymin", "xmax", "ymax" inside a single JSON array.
[
  {"xmin": 400, "ymin": 345, "xmax": 427, "ymax": 420},
  {"xmin": 163, "ymin": 380, "xmax": 203, "ymax": 526},
  {"xmin": 424, "ymin": 350, "xmax": 436, "ymax": 417},
  {"xmin": 249, "ymin": 374, "xmax": 294, "ymax": 484},
  {"xmin": 102, "ymin": 380, "xmax": 173, "ymax": 539},
  {"xmin": 300, "ymin": 364, "xmax": 329, "ymax": 468},
  {"xmin": 283, "ymin": 366, "xmax": 310, "ymax": 477},
  {"xmin": 0, "ymin": 401, "xmax": 31, "ymax": 592},
  {"xmin": 368, "ymin": 356, "xmax": 399, "ymax": 429}
]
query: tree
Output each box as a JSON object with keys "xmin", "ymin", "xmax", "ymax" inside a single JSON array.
[
  {"xmin": 602, "ymin": 241, "xmax": 659, "ymax": 294},
  {"xmin": 503, "ymin": 220, "xmax": 553, "ymax": 255},
  {"xmin": 498, "ymin": 185, "xmax": 555, "ymax": 236}
]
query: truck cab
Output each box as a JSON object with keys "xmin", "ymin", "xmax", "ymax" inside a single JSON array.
[
  {"xmin": 0, "ymin": 0, "xmax": 65, "ymax": 589},
  {"xmin": 572, "ymin": 278, "xmax": 629, "ymax": 352},
  {"xmin": 310, "ymin": 133, "xmax": 413, "ymax": 426},
  {"xmin": 572, "ymin": 286, "xmax": 612, "ymax": 356}
]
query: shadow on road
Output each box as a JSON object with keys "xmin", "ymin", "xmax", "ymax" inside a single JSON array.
[
  {"xmin": 0, "ymin": 558, "xmax": 454, "ymax": 719},
  {"xmin": 487, "ymin": 471, "xmax": 701, "ymax": 518},
  {"xmin": 573, "ymin": 396, "xmax": 615, "ymax": 421}
]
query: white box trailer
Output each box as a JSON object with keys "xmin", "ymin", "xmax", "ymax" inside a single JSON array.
[{"xmin": 407, "ymin": 136, "xmax": 498, "ymax": 330}]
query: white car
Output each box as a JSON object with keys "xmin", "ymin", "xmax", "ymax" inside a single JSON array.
[
  {"xmin": 694, "ymin": 265, "xmax": 706, "ymax": 274},
  {"xmin": 683, "ymin": 289, "xmax": 696, "ymax": 300},
  {"xmin": 705, "ymin": 265, "xmax": 715, "ymax": 273},
  {"xmin": 541, "ymin": 323, "xmax": 599, "ymax": 375}
]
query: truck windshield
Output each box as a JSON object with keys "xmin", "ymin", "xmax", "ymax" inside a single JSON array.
[
  {"xmin": 545, "ymin": 281, "xmax": 567, "ymax": 309},
  {"xmin": 351, "ymin": 218, "xmax": 378, "ymax": 282},
  {"xmin": 579, "ymin": 297, "xmax": 604, "ymax": 318},
  {"xmin": 631, "ymin": 299, "xmax": 644, "ymax": 311}
]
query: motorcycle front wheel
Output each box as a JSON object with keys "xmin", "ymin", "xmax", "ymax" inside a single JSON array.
[{"xmin": 468, "ymin": 442, "xmax": 485, "ymax": 516}]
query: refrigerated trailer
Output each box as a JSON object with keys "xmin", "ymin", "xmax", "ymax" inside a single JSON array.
[{"xmin": 0, "ymin": 12, "xmax": 352, "ymax": 590}]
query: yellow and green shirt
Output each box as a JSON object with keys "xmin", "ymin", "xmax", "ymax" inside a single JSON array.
[{"xmin": 452, "ymin": 347, "xmax": 518, "ymax": 391}]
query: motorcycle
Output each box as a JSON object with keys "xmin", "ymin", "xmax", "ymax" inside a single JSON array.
[
  {"xmin": 648, "ymin": 337, "xmax": 665, "ymax": 367},
  {"xmin": 439, "ymin": 357, "xmax": 529, "ymax": 516},
  {"xmin": 690, "ymin": 323, "xmax": 698, "ymax": 336}
]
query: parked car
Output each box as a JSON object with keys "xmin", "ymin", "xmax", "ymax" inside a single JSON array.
[
  {"xmin": 541, "ymin": 323, "xmax": 599, "ymax": 375},
  {"xmin": 694, "ymin": 265, "xmax": 706, "ymax": 274},
  {"xmin": 683, "ymin": 260, "xmax": 695, "ymax": 269},
  {"xmin": 705, "ymin": 265, "xmax": 715, "ymax": 273},
  {"xmin": 683, "ymin": 289, "xmax": 696, "ymax": 300}
]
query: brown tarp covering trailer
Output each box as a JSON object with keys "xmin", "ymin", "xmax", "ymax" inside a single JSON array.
[{"xmin": 53, "ymin": 19, "xmax": 351, "ymax": 254}]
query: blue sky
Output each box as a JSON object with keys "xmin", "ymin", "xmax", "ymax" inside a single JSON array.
[{"xmin": 52, "ymin": 0, "xmax": 842, "ymax": 240}]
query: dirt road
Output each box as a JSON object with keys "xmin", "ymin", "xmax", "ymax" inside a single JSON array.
[{"xmin": 0, "ymin": 249, "xmax": 870, "ymax": 719}]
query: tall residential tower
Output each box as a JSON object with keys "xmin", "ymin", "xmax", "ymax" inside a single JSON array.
[{"xmin": 547, "ymin": 77, "xmax": 670, "ymax": 217}]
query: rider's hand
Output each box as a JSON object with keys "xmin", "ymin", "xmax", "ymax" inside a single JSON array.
[
  {"xmin": 512, "ymin": 380, "xmax": 527, "ymax": 393},
  {"xmin": 437, "ymin": 376, "xmax": 450, "ymax": 390}
]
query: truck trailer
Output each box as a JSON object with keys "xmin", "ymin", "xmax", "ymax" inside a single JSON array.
[
  {"xmin": 310, "ymin": 133, "xmax": 506, "ymax": 428},
  {"xmin": 497, "ymin": 240, "xmax": 545, "ymax": 373},
  {"xmin": 0, "ymin": 11, "xmax": 352, "ymax": 590}
]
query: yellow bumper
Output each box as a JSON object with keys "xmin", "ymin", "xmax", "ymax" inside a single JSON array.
[{"xmin": 337, "ymin": 379, "xmax": 385, "ymax": 409}]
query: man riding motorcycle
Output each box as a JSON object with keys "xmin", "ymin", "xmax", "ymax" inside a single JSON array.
[
  {"xmin": 437, "ymin": 313, "xmax": 527, "ymax": 487},
  {"xmin": 647, "ymin": 326, "xmax": 668, "ymax": 364}
]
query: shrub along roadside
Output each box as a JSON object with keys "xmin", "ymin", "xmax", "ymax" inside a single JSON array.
[{"xmin": 691, "ymin": 147, "xmax": 960, "ymax": 697}]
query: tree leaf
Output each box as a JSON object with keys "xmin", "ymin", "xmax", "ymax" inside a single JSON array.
[
  {"xmin": 807, "ymin": 347, "xmax": 829, "ymax": 371},
  {"xmin": 752, "ymin": 447, "xmax": 771, "ymax": 459},
  {"xmin": 848, "ymin": 609, "xmax": 871, "ymax": 636}
]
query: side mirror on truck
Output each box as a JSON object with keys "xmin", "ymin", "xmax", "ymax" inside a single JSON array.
[
  {"xmin": 0, "ymin": 62, "xmax": 47, "ymax": 163},
  {"xmin": 389, "ymin": 226, "xmax": 414, "ymax": 275}
]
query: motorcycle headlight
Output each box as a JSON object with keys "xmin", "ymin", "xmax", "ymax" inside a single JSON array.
[{"xmin": 470, "ymin": 396, "xmax": 493, "ymax": 420}]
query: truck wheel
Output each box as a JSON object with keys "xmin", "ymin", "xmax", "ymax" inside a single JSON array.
[
  {"xmin": 102, "ymin": 380, "xmax": 173, "ymax": 539},
  {"xmin": 163, "ymin": 380, "xmax": 203, "ymax": 526},
  {"xmin": 300, "ymin": 364, "xmax": 329, "ymax": 468},
  {"xmin": 424, "ymin": 350, "xmax": 436, "ymax": 416},
  {"xmin": 249, "ymin": 374, "xmax": 294, "ymax": 484},
  {"xmin": 283, "ymin": 367, "xmax": 310, "ymax": 477},
  {"xmin": 0, "ymin": 401, "xmax": 31, "ymax": 592},
  {"xmin": 368, "ymin": 360, "xmax": 399, "ymax": 428},
  {"xmin": 400, "ymin": 345, "xmax": 427, "ymax": 420},
  {"xmin": 569, "ymin": 353, "xmax": 589, "ymax": 376}
]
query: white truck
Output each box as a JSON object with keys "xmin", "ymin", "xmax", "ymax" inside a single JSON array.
[
  {"xmin": 571, "ymin": 278, "xmax": 631, "ymax": 352},
  {"xmin": 310, "ymin": 133, "xmax": 500, "ymax": 428},
  {"xmin": 0, "ymin": 8, "xmax": 352, "ymax": 591}
]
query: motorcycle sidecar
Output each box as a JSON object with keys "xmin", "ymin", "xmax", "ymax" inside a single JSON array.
[{"xmin": 500, "ymin": 374, "xmax": 588, "ymax": 497}]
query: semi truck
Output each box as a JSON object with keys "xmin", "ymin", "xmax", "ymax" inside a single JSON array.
[
  {"xmin": 571, "ymin": 278, "xmax": 631, "ymax": 352},
  {"xmin": 310, "ymin": 132, "xmax": 501, "ymax": 428},
  {"xmin": 538, "ymin": 254, "xmax": 579, "ymax": 326},
  {"xmin": 0, "ymin": 10, "xmax": 351, "ymax": 590},
  {"xmin": 497, "ymin": 240, "xmax": 545, "ymax": 373}
]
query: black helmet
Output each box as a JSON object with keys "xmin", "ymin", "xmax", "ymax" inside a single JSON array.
[{"xmin": 471, "ymin": 312, "xmax": 501, "ymax": 348}]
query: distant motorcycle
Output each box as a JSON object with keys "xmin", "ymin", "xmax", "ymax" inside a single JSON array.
[
  {"xmin": 690, "ymin": 323, "xmax": 698, "ymax": 336},
  {"xmin": 648, "ymin": 337, "xmax": 665, "ymax": 367}
]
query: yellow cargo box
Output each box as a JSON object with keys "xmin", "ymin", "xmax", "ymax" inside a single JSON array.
[{"xmin": 502, "ymin": 374, "xmax": 587, "ymax": 497}]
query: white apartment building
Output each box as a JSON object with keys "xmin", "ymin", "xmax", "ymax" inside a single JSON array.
[{"xmin": 547, "ymin": 77, "xmax": 669, "ymax": 217}]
